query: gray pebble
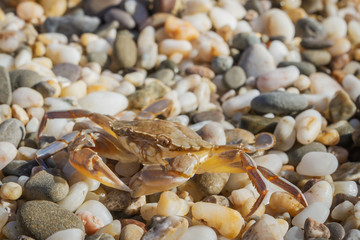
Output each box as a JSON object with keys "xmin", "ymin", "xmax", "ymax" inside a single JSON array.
[
  {"xmin": 194, "ymin": 172, "xmax": 230, "ymax": 195},
  {"xmin": 344, "ymin": 229, "xmax": 360, "ymax": 240},
  {"xmin": 251, "ymin": 92, "xmax": 308, "ymax": 115},
  {"xmin": 239, "ymin": 115, "xmax": 280, "ymax": 134},
  {"xmin": 300, "ymin": 38, "xmax": 333, "ymax": 49},
  {"xmin": 102, "ymin": 190, "xmax": 131, "ymax": 211},
  {"xmin": 86, "ymin": 233, "xmax": 115, "ymax": 240},
  {"xmin": 328, "ymin": 120, "xmax": 354, "ymax": 147},
  {"xmin": 128, "ymin": 90, "xmax": 153, "ymax": 109},
  {"xmin": 0, "ymin": 118, "xmax": 26, "ymax": 147},
  {"xmin": 9, "ymin": 69, "xmax": 42, "ymax": 91},
  {"xmin": 329, "ymin": 90, "xmax": 356, "ymax": 122},
  {"xmin": 295, "ymin": 17, "xmax": 327, "ymax": 39},
  {"xmin": 325, "ymin": 222, "xmax": 345, "ymax": 240},
  {"xmin": 17, "ymin": 200, "xmax": 84, "ymax": 240},
  {"xmin": 87, "ymin": 52, "xmax": 111, "ymax": 69},
  {"xmin": 114, "ymin": 33, "xmax": 137, "ymax": 69},
  {"xmin": 157, "ymin": 60, "xmax": 178, "ymax": 73},
  {"xmin": 104, "ymin": 8, "xmax": 136, "ymax": 29},
  {"xmin": 120, "ymin": 0, "xmax": 148, "ymax": 26},
  {"xmin": 32, "ymin": 81, "xmax": 56, "ymax": 98},
  {"xmin": 0, "ymin": 66, "xmax": 11, "ymax": 105},
  {"xmin": 287, "ymin": 142, "xmax": 327, "ymax": 167},
  {"xmin": 211, "ymin": 56, "xmax": 233, "ymax": 74},
  {"xmin": 278, "ymin": 61, "xmax": 316, "ymax": 76},
  {"xmin": 42, "ymin": 15, "xmax": 101, "ymax": 38},
  {"xmin": 52, "ymin": 63, "xmax": 82, "ymax": 82},
  {"xmin": 192, "ymin": 110, "xmax": 224, "ymax": 123},
  {"xmin": 231, "ymin": 32, "xmax": 260, "ymax": 51},
  {"xmin": 149, "ymin": 69, "xmax": 174, "ymax": 86},
  {"xmin": 331, "ymin": 193, "xmax": 359, "ymax": 209},
  {"xmin": 2, "ymin": 160, "xmax": 37, "ymax": 177},
  {"xmin": 331, "ymin": 162, "xmax": 360, "ymax": 182},
  {"xmin": 84, "ymin": 0, "xmax": 121, "ymax": 16},
  {"xmin": 224, "ymin": 66, "xmax": 246, "ymax": 89},
  {"xmin": 304, "ymin": 217, "xmax": 330, "ymax": 239},
  {"xmin": 24, "ymin": 169, "xmax": 69, "ymax": 202},
  {"xmin": 302, "ymin": 50, "xmax": 332, "ymax": 66}
]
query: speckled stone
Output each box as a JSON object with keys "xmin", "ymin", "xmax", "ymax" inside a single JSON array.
[
  {"xmin": 24, "ymin": 169, "xmax": 69, "ymax": 202},
  {"xmin": 304, "ymin": 218, "xmax": 330, "ymax": 239},
  {"xmin": 287, "ymin": 142, "xmax": 327, "ymax": 167},
  {"xmin": 329, "ymin": 90, "xmax": 356, "ymax": 122},
  {"xmin": 9, "ymin": 69, "xmax": 42, "ymax": 91},
  {"xmin": 0, "ymin": 66, "xmax": 11, "ymax": 105},
  {"xmin": 278, "ymin": 61, "xmax": 316, "ymax": 76},
  {"xmin": 114, "ymin": 33, "xmax": 137, "ymax": 69},
  {"xmin": 239, "ymin": 115, "xmax": 280, "ymax": 134},
  {"xmin": 251, "ymin": 92, "xmax": 308, "ymax": 115},
  {"xmin": 194, "ymin": 173, "xmax": 230, "ymax": 195},
  {"xmin": 0, "ymin": 118, "xmax": 26, "ymax": 147},
  {"xmin": 17, "ymin": 200, "xmax": 84, "ymax": 240},
  {"xmin": 102, "ymin": 190, "xmax": 131, "ymax": 211},
  {"xmin": 52, "ymin": 63, "xmax": 81, "ymax": 82}
]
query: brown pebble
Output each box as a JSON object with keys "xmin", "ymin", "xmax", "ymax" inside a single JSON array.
[
  {"xmin": 304, "ymin": 217, "xmax": 331, "ymax": 239},
  {"xmin": 120, "ymin": 219, "xmax": 147, "ymax": 232},
  {"xmin": 185, "ymin": 65, "xmax": 215, "ymax": 79}
]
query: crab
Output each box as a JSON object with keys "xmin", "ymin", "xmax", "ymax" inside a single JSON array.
[{"xmin": 36, "ymin": 102, "xmax": 307, "ymax": 218}]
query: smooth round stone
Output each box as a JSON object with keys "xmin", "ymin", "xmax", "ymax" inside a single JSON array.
[
  {"xmin": 0, "ymin": 118, "xmax": 25, "ymax": 147},
  {"xmin": 292, "ymin": 202, "xmax": 329, "ymax": 228},
  {"xmin": 262, "ymin": 9, "xmax": 295, "ymax": 41},
  {"xmin": 329, "ymin": 90, "xmax": 356, "ymax": 122},
  {"xmin": 254, "ymin": 154, "xmax": 283, "ymax": 174},
  {"xmin": 231, "ymin": 32, "xmax": 260, "ymax": 51},
  {"xmin": 76, "ymin": 200, "xmax": 113, "ymax": 226},
  {"xmin": 284, "ymin": 226, "xmax": 304, "ymax": 240},
  {"xmin": 87, "ymin": 52, "xmax": 110, "ymax": 69},
  {"xmin": 300, "ymin": 38, "xmax": 334, "ymax": 49},
  {"xmin": 9, "ymin": 69, "xmax": 42, "ymax": 91},
  {"xmin": 310, "ymin": 72, "xmax": 342, "ymax": 98},
  {"xmin": 114, "ymin": 34, "xmax": 137, "ymax": 69},
  {"xmin": 251, "ymin": 92, "xmax": 308, "ymax": 115},
  {"xmin": 17, "ymin": 200, "xmax": 84, "ymax": 240},
  {"xmin": 349, "ymin": 20, "xmax": 360, "ymax": 44},
  {"xmin": 209, "ymin": 7, "xmax": 237, "ymax": 30},
  {"xmin": 179, "ymin": 92, "xmax": 198, "ymax": 113},
  {"xmin": 295, "ymin": 109, "xmax": 322, "ymax": 145},
  {"xmin": 104, "ymin": 9, "xmax": 135, "ymax": 29},
  {"xmin": 304, "ymin": 181, "xmax": 333, "ymax": 208},
  {"xmin": 301, "ymin": 50, "xmax": 331, "ymax": 66},
  {"xmin": 46, "ymin": 229, "xmax": 85, "ymax": 240},
  {"xmin": 296, "ymin": 152, "xmax": 338, "ymax": 176},
  {"xmin": 61, "ymin": 80, "xmax": 87, "ymax": 99},
  {"xmin": 295, "ymin": 18, "xmax": 326, "ymax": 39},
  {"xmin": 78, "ymin": 91, "xmax": 128, "ymax": 115},
  {"xmin": 159, "ymin": 39, "xmax": 192, "ymax": 57},
  {"xmin": 149, "ymin": 69, "xmax": 174, "ymax": 86},
  {"xmin": 224, "ymin": 66, "xmax": 246, "ymax": 89},
  {"xmin": 278, "ymin": 61, "xmax": 316, "ymax": 76},
  {"xmin": 243, "ymin": 214, "xmax": 285, "ymax": 240},
  {"xmin": 183, "ymin": 13, "xmax": 212, "ymax": 33},
  {"xmin": 16, "ymin": 1, "xmax": 44, "ymax": 22},
  {"xmin": 325, "ymin": 222, "xmax": 345, "ymax": 240},
  {"xmin": 194, "ymin": 173, "xmax": 229, "ymax": 195},
  {"xmin": 256, "ymin": 66, "xmax": 300, "ymax": 92},
  {"xmin": 24, "ymin": 169, "xmax": 69, "ymax": 202},
  {"xmin": 0, "ymin": 182, "xmax": 22, "ymax": 200},
  {"xmin": 322, "ymin": 16, "xmax": 347, "ymax": 39},
  {"xmin": 39, "ymin": 0, "xmax": 67, "ymax": 17},
  {"xmin": 178, "ymin": 225, "xmax": 217, "ymax": 240},
  {"xmin": 0, "ymin": 141, "xmax": 17, "ymax": 170},
  {"xmin": 327, "ymin": 38, "xmax": 351, "ymax": 57},
  {"xmin": 120, "ymin": 223, "xmax": 144, "ymax": 240},
  {"xmin": 57, "ymin": 181, "xmax": 88, "ymax": 212},
  {"xmin": 239, "ymin": 44, "xmax": 276, "ymax": 78},
  {"xmin": 333, "ymin": 181, "xmax": 358, "ymax": 197},
  {"xmin": 342, "ymin": 74, "xmax": 360, "ymax": 101},
  {"xmin": 0, "ymin": 66, "xmax": 11, "ymax": 105},
  {"xmin": 211, "ymin": 56, "xmax": 233, "ymax": 74},
  {"xmin": 46, "ymin": 44, "xmax": 81, "ymax": 65},
  {"xmin": 268, "ymin": 40, "xmax": 288, "ymax": 65},
  {"xmin": 52, "ymin": 63, "xmax": 81, "ymax": 82},
  {"xmin": 274, "ymin": 116, "xmax": 296, "ymax": 151},
  {"xmin": 0, "ymin": 30, "xmax": 22, "ymax": 54},
  {"xmin": 12, "ymin": 87, "xmax": 44, "ymax": 108},
  {"xmin": 84, "ymin": 0, "xmax": 121, "ymax": 15},
  {"xmin": 222, "ymin": 89, "xmax": 260, "ymax": 117},
  {"xmin": 197, "ymin": 122, "xmax": 226, "ymax": 145}
]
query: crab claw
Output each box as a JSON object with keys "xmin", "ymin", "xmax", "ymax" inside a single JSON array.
[
  {"xmin": 129, "ymin": 165, "xmax": 189, "ymax": 197},
  {"xmin": 70, "ymin": 148, "xmax": 131, "ymax": 192}
]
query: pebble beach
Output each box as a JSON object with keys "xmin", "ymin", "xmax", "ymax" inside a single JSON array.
[{"xmin": 0, "ymin": 0, "xmax": 360, "ymax": 239}]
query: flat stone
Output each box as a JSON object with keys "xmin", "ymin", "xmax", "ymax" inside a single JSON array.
[
  {"xmin": 239, "ymin": 115, "xmax": 280, "ymax": 134},
  {"xmin": 52, "ymin": 63, "xmax": 81, "ymax": 82},
  {"xmin": 24, "ymin": 169, "xmax": 69, "ymax": 202},
  {"xmin": 251, "ymin": 92, "xmax": 308, "ymax": 115},
  {"xmin": 224, "ymin": 66, "xmax": 246, "ymax": 89},
  {"xmin": 114, "ymin": 33, "xmax": 137, "ymax": 69},
  {"xmin": 302, "ymin": 50, "xmax": 332, "ymax": 66},
  {"xmin": 295, "ymin": 18, "xmax": 327, "ymax": 39},
  {"xmin": 278, "ymin": 61, "xmax": 316, "ymax": 76},
  {"xmin": 211, "ymin": 56, "xmax": 233, "ymax": 74},
  {"xmin": 0, "ymin": 118, "xmax": 25, "ymax": 147},
  {"xmin": 9, "ymin": 69, "xmax": 42, "ymax": 91},
  {"xmin": 104, "ymin": 8, "xmax": 135, "ymax": 29},
  {"xmin": 287, "ymin": 142, "xmax": 327, "ymax": 167},
  {"xmin": 300, "ymin": 38, "xmax": 333, "ymax": 49},
  {"xmin": 2, "ymin": 160, "xmax": 38, "ymax": 177},
  {"xmin": 0, "ymin": 66, "xmax": 11, "ymax": 105},
  {"xmin": 329, "ymin": 90, "xmax": 356, "ymax": 122},
  {"xmin": 17, "ymin": 200, "xmax": 84, "ymax": 240},
  {"xmin": 87, "ymin": 52, "xmax": 110, "ymax": 69}
]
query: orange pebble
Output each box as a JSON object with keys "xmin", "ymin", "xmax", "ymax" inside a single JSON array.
[
  {"xmin": 87, "ymin": 85, "xmax": 108, "ymax": 94},
  {"xmin": 164, "ymin": 16, "xmax": 199, "ymax": 41}
]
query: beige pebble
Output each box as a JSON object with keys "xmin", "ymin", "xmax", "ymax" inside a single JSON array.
[
  {"xmin": 37, "ymin": 33, "xmax": 68, "ymax": 46},
  {"xmin": 16, "ymin": 146, "xmax": 37, "ymax": 160},
  {"xmin": 268, "ymin": 192, "xmax": 305, "ymax": 217},
  {"xmin": 0, "ymin": 182, "xmax": 22, "ymax": 200},
  {"xmin": 140, "ymin": 203, "xmax": 158, "ymax": 221},
  {"xmin": 60, "ymin": 80, "xmax": 87, "ymax": 99},
  {"xmin": 16, "ymin": 1, "xmax": 44, "ymax": 23},
  {"xmin": 327, "ymin": 38, "xmax": 351, "ymax": 57},
  {"xmin": 96, "ymin": 220, "xmax": 121, "ymax": 239},
  {"xmin": 12, "ymin": 87, "xmax": 44, "ymax": 108},
  {"xmin": 0, "ymin": 104, "xmax": 11, "ymax": 122},
  {"xmin": 315, "ymin": 128, "xmax": 340, "ymax": 146},
  {"xmin": 120, "ymin": 224, "xmax": 144, "ymax": 240},
  {"xmin": 157, "ymin": 191, "xmax": 190, "ymax": 217},
  {"xmin": 11, "ymin": 104, "xmax": 29, "ymax": 125},
  {"xmin": 39, "ymin": 0, "xmax": 67, "ymax": 17}
]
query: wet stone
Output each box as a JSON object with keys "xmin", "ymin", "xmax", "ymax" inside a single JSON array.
[
  {"xmin": 194, "ymin": 173, "xmax": 230, "ymax": 195},
  {"xmin": 251, "ymin": 92, "xmax": 308, "ymax": 115},
  {"xmin": 9, "ymin": 69, "xmax": 42, "ymax": 91},
  {"xmin": 300, "ymin": 38, "xmax": 334, "ymax": 49},
  {"xmin": 224, "ymin": 66, "xmax": 246, "ymax": 89},
  {"xmin": 325, "ymin": 222, "xmax": 345, "ymax": 240},
  {"xmin": 86, "ymin": 233, "xmax": 115, "ymax": 240},
  {"xmin": 301, "ymin": 50, "xmax": 331, "ymax": 66},
  {"xmin": 2, "ymin": 160, "xmax": 38, "ymax": 177},
  {"xmin": 0, "ymin": 66, "xmax": 11, "ymax": 105},
  {"xmin": 329, "ymin": 90, "xmax": 356, "ymax": 122},
  {"xmin": 52, "ymin": 63, "xmax": 81, "ymax": 82},
  {"xmin": 304, "ymin": 218, "xmax": 331, "ymax": 239},
  {"xmin": 104, "ymin": 8, "xmax": 135, "ymax": 29},
  {"xmin": 239, "ymin": 115, "xmax": 280, "ymax": 134},
  {"xmin": 192, "ymin": 110, "xmax": 224, "ymax": 123},
  {"xmin": 24, "ymin": 169, "xmax": 69, "ymax": 202},
  {"xmin": 231, "ymin": 32, "xmax": 260, "ymax": 51},
  {"xmin": 32, "ymin": 81, "xmax": 56, "ymax": 98},
  {"xmin": 149, "ymin": 69, "xmax": 174, "ymax": 86},
  {"xmin": 211, "ymin": 56, "xmax": 234, "ymax": 74},
  {"xmin": 17, "ymin": 200, "xmax": 84, "ymax": 240},
  {"xmin": 114, "ymin": 34, "xmax": 137, "ymax": 69},
  {"xmin": 102, "ymin": 190, "xmax": 131, "ymax": 211},
  {"xmin": 295, "ymin": 18, "xmax": 327, "ymax": 39},
  {"xmin": 287, "ymin": 142, "xmax": 327, "ymax": 167},
  {"xmin": 278, "ymin": 61, "xmax": 316, "ymax": 76},
  {"xmin": 87, "ymin": 52, "xmax": 110, "ymax": 69},
  {"xmin": 0, "ymin": 118, "xmax": 26, "ymax": 147}
]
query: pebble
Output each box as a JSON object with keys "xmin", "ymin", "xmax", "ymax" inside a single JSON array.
[
  {"xmin": 119, "ymin": 224, "xmax": 143, "ymax": 240},
  {"xmin": 239, "ymin": 44, "xmax": 276, "ymax": 78},
  {"xmin": 273, "ymin": 116, "xmax": 296, "ymax": 151},
  {"xmin": 302, "ymin": 50, "xmax": 331, "ymax": 67},
  {"xmin": 16, "ymin": 2, "xmax": 44, "ymax": 23},
  {"xmin": 344, "ymin": 229, "xmax": 360, "ymax": 240},
  {"xmin": 333, "ymin": 181, "xmax": 358, "ymax": 197},
  {"xmin": 328, "ymin": 120, "xmax": 354, "ymax": 147},
  {"xmin": 156, "ymin": 191, "xmax": 189, "ymax": 217},
  {"xmin": 292, "ymin": 202, "xmax": 330, "ymax": 228},
  {"xmin": 39, "ymin": 0, "xmax": 67, "ymax": 17},
  {"xmin": 9, "ymin": 69, "xmax": 42, "ymax": 91},
  {"xmin": 326, "ymin": 222, "xmax": 345, "ymax": 240},
  {"xmin": 268, "ymin": 192, "xmax": 305, "ymax": 217},
  {"xmin": 60, "ymin": 80, "xmax": 87, "ymax": 99},
  {"xmin": 192, "ymin": 202, "xmax": 244, "ymax": 239},
  {"xmin": 342, "ymin": 74, "xmax": 360, "ymax": 101},
  {"xmin": 223, "ymin": 66, "xmax": 246, "ymax": 89},
  {"xmin": 296, "ymin": 152, "xmax": 338, "ymax": 176},
  {"xmin": 261, "ymin": 9, "xmax": 295, "ymax": 42},
  {"xmin": 114, "ymin": 34, "xmax": 137, "ymax": 69},
  {"xmin": 75, "ymin": 200, "xmax": 113, "ymax": 228},
  {"xmin": 0, "ymin": 141, "xmax": 17, "ymax": 170},
  {"xmin": 24, "ymin": 169, "xmax": 69, "ymax": 202},
  {"xmin": 300, "ymin": 38, "xmax": 334, "ymax": 49},
  {"xmin": 242, "ymin": 214, "xmax": 285, "ymax": 240},
  {"xmin": 295, "ymin": 109, "xmax": 322, "ymax": 145},
  {"xmin": 222, "ymin": 89, "xmax": 260, "ymax": 117},
  {"xmin": 142, "ymin": 215, "xmax": 188, "ymax": 240},
  {"xmin": 86, "ymin": 233, "xmax": 114, "ymax": 240},
  {"xmin": 3, "ymin": 160, "xmax": 37, "ymax": 177},
  {"xmin": 278, "ymin": 61, "xmax": 316, "ymax": 76},
  {"xmin": 104, "ymin": 9, "xmax": 135, "ymax": 29},
  {"xmin": 197, "ymin": 121, "xmax": 226, "ymax": 145},
  {"xmin": 159, "ymin": 39, "xmax": 192, "ymax": 58},
  {"xmin": 33, "ymin": 82, "xmax": 56, "ymax": 98},
  {"xmin": 295, "ymin": 18, "xmax": 326, "ymax": 39},
  {"xmin": 0, "ymin": 118, "xmax": 25, "ymax": 147},
  {"xmin": 0, "ymin": 182, "xmax": 22, "ymax": 200},
  {"xmin": 304, "ymin": 218, "xmax": 331, "ymax": 239},
  {"xmin": 304, "ymin": 180, "xmax": 333, "ymax": 208},
  {"xmin": 52, "ymin": 63, "xmax": 81, "ymax": 82},
  {"xmin": 17, "ymin": 200, "xmax": 84, "ymax": 240},
  {"xmin": 78, "ymin": 91, "xmax": 128, "ymax": 115},
  {"xmin": 239, "ymin": 114, "xmax": 279, "ymax": 134},
  {"xmin": 46, "ymin": 44, "xmax": 81, "ymax": 65},
  {"xmin": 46, "ymin": 229, "xmax": 85, "ymax": 240},
  {"xmin": 165, "ymin": 16, "xmax": 199, "ymax": 41},
  {"xmin": 194, "ymin": 172, "xmax": 229, "ymax": 195},
  {"xmin": 231, "ymin": 32, "xmax": 260, "ymax": 51},
  {"xmin": 209, "ymin": 7, "xmax": 237, "ymax": 31},
  {"xmin": 327, "ymin": 38, "xmax": 352, "ymax": 57},
  {"xmin": 102, "ymin": 190, "xmax": 131, "ymax": 212},
  {"xmin": 57, "ymin": 181, "xmax": 88, "ymax": 212},
  {"xmin": 256, "ymin": 66, "xmax": 300, "ymax": 92},
  {"xmin": 12, "ymin": 87, "xmax": 44, "ymax": 108},
  {"xmin": 284, "ymin": 226, "xmax": 304, "ymax": 240},
  {"xmin": 84, "ymin": 0, "xmax": 121, "ymax": 16},
  {"xmin": 329, "ymin": 90, "xmax": 356, "ymax": 122},
  {"xmin": 0, "ymin": 66, "xmax": 11, "ymax": 105},
  {"xmin": 178, "ymin": 225, "xmax": 217, "ymax": 240}
]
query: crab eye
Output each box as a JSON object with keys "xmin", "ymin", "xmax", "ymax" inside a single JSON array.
[{"xmin": 157, "ymin": 135, "xmax": 171, "ymax": 147}]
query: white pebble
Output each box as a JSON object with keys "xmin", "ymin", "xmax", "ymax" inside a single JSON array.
[
  {"xmin": 115, "ymin": 81, "xmax": 136, "ymax": 96},
  {"xmin": 86, "ymin": 38, "xmax": 111, "ymax": 54},
  {"xmin": 322, "ymin": 16, "xmax": 347, "ymax": 39},
  {"xmin": 331, "ymin": 200, "xmax": 354, "ymax": 221},
  {"xmin": 57, "ymin": 181, "xmax": 88, "ymax": 212},
  {"xmin": 68, "ymin": 171, "xmax": 100, "ymax": 192},
  {"xmin": 0, "ymin": 142, "xmax": 17, "ymax": 170},
  {"xmin": 310, "ymin": 72, "xmax": 342, "ymax": 98},
  {"xmin": 222, "ymin": 89, "xmax": 260, "ymax": 117},
  {"xmin": 291, "ymin": 202, "xmax": 329, "ymax": 228},
  {"xmin": 342, "ymin": 74, "xmax": 360, "ymax": 101},
  {"xmin": 75, "ymin": 200, "xmax": 113, "ymax": 226},
  {"xmin": 179, "ymin": 225, "xmax": 217, "ymax": 240},
  {"xmin": 182, "ymin": 13, "xmax": 212, "ymax": 33},
  {"xmin": 124, "ymin": 71, "xmax": 146, "ymax": 87},
  {"xmin": 26, "ymin": 117, "xmax": 40, "ymax": 133},
  {"xmin": 333, "ymin": 181, "xmax": 358, "ymax": 197},
  {"xmin": 46, "ymin": 44, "xmax": 81, "ymax": 65},
  {"xmin": 159, "ymin": 39, "xmax": 192, "ymax": 57},
  {"xmin": 297, "ymin": 152, "xmax": 338, "ymax": 176},
  {"xmin": 12, "ymin": 87, "xmax": 44, "ymax": 108},
  {"xmin": 179, "ymin": 92, "xmax": 198, "ymax": 113},
  {"xmin": 209, "ymin": 7, "xmax": 237, "ymax": 30},
  {"xmin": 304, "ymin": 181, "xmax": 333, "ymax": 208},
  {"xmin": 295, "ymin": 109, "xmax": 322, "ymax": 145},
  {"xmin": 268, "ymin": 40, "xmax": 289, "ymax": 65},
  {"xmin": 261, "ymin": 9, "xmax": 295, "ymax": 42},
  {"xmin": 284, "ymin": 226, "xmax": 304, "ymax": 240},
  {"xmin": 273, "ymin": 116, "xmax": 296, "ymax": 151},
  {"xmin": 349, "ymin": 20, "xmax": 360, "ymax": 44},
  {"xmin": 45, "ymin": 229, "xmax": 85, "ymax": 240},
  {"xmin": 257, "ymin": 66, "xmax": 300, "ymax": 93},
  {"xmin": 0, "ymin": 53, "xmax": 14, "ymax": 69},
  {"xmin": 15, "ymin": 49, "xmax": 32, "ymax": 68},
  {"xmin": 78, "ymin": 91, "xmax": 128, "ymax": 115},
  {"xmin": 254, "ymin": 154, "xmax": 283, "ymax": 174}
]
